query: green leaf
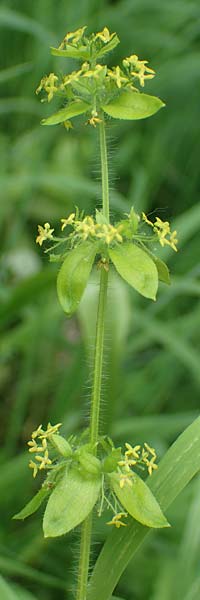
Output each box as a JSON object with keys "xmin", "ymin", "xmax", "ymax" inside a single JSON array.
[
  {"xmin": 88, "ymin": 416, "xmax": 200, "ymax": 600},
  {"xmin": 51, "ymin": 45, "xmax": 90, "ymax": 61},
  {"xmin": 41, "ymin": 100, "xmax": 90, "ymax": 126},
  {"xmin": 50, "ymin": 434, "xmax": 72, "ymax": 458},
  {"xmin": 95, "ymin": 34, "xmax": 120, "ymax": 59},
  {"xmin": 109, "ymin": 471, "xmax": 169, "ymax": 528},
  {"xmin": 43, "ymin": 466, "xmax": 101, "ymax": 537},
  {"xmin": 150, "ymin": 254, "xmax": 170, "ymax": 285},
  {"xmin": 109, "ymin": 243, "xmax": 158, "ymax": 300},
  {"xmin": 57, "ymin": 242, "xmax": 98, "ymax": 315},
  {"xmin": 142, "ymin": 247, "xmax": 170, "ymax": 285},
  {"xmin": 103, "ymin": 448, "xmax": 122, "ymax": 473},
  {"xmin": 102, "ymin": 91, "xmax": 165, "ymax": 121},
  {"xmin": 13, "ymin": 487, "xmax": 49, "ymax": 520}
]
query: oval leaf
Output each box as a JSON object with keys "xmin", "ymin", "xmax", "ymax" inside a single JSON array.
[
  {"xmin": 50, "ymin": 434, "xmax": 72, "ymax": 458},
  {"xmin": 102, "ymin": 91, "xmax": 165, "ymax": 120},
  {"xmin": 42, "ymin": 100, "xmax": 90, "ymax": 126},
  {"xmin": 109, "ymin": 472, "xmax": 169, "ymax": 528},
  {"xmin": 57, "ymin": 242, "xmax": 98, "ymax": 315},
  {"xmin": 109, "ymin": 243, "xmax": 158, "ymax": 300},
  {"xmin": 43, "ymin": 466, "xmax": 101, "ymax": 537},
  {"xmin": 13, "ymin": 487, "xmax": 49, "ymax": 520},
  {"xmin": 51, "ymin": 45, "xmax": 90, "ymax": 61}
]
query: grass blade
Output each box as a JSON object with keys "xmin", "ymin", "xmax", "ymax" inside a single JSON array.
[{"xmin": 88, "ymin": 416, "xmax": 200, "ymax": 600}]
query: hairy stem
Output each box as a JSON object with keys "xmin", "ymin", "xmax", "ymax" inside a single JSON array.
[{"xmin": 76, "ymin": 118, "xmax": 109, "ymax": 600}]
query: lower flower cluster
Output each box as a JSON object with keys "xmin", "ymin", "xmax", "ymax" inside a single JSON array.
[{"xmin": 36, "ymin": 207, "xmax": 178, "ymax": 254}]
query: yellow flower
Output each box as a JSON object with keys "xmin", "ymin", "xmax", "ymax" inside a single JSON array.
[
  {"xmin": 142, "ymin": 212, "xmax": 154, "ymax": 227},
  {"xmin": 125, "ymin": 443, "xmax": 141, "ymax": 459},
  {"xmin": 95, "ymin": 27, "xmax": 115, "ymax": 43},
  {"xmin": 169, "ymin": 230, "xmax": 178, "ymax": 252},
  {"xmin": 27, "ymin": 439, "xmax": 44, "ymax": 453},
  {"xmin": 108, "ymin": 66, "xmax": 128, "ymax": 88},
  {"xmin": 36, "ymin": 73, "xmax": 58, "ymax": 102},
  {"xmin": 107, "ymin": 512, "xmax": 128, "ymax": 528},
  {"xmin": 60, "ymin": 26, "xmax": 87, "ymax": 48},
  {"xmin": 35, "ymin": 450, "xmax": 52, "ymax": 470},
  {"xmin": 75, "ymin": 216, "xmax": 96, "ymax": 239},
  {"xmin": 147, "ymin": 458, "xmax": 158, "ymax": 476},
  {"xmin": 36, "ymin": 223, "xmax": 54, "ymax": 246},
  {"xmin": 144, "ymin": 442, "xmax": 156, "ymax": 457},
  {"xmin": 83, "ymin": 64, "xmax": 106, "ymax": 80},
  {"xmin": 119, "ymin": 473, "xmax": 133, "ymax": 488},
  {"xmin": 62, "ymin": 68, "xmax": 83, "ymax": 87},
  {"xmin": 142, "ymin": 213, "xmax": 178, "ymax": 252},
  {"xmin": 63, "ymin": 120, "xmax": 73, "ymax": 131},
  {"xmin": 123, "ymin": 55, "xmax": 155, "ymax": 87},
  {"xmin": 39, "ymin": 422, "xmax": 62, "ymax": 439},
  {"xmin": 31, "ymin": 424, "xmax": 43, "ymax": 439},
  {"xmin": 61, "ymin": 213, "xmax": 75, "ymax": 230},
  {"xmin": 87, "ymin": 111, "xmax": 102, "ymax": 127},
  {"xmin": 29, "ymin": 460, "xmax": 38, "ymax": 478},
  {"xmin": 118, "ymin": 457, "xmax": 137, "ymax": 471}
]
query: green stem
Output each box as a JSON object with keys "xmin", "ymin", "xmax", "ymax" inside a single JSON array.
[
  {"xmin": 76, "ymin": 118, "xmax": 109, "ymax": 600},
  {"xmin": 99, "ymin": 118, "xmax": 110, "ymax": 222}
]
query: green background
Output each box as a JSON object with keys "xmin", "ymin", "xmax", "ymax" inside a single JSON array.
[{"xmin": 0, "ymin": 1, "xmax": 200, "ymax": 598}]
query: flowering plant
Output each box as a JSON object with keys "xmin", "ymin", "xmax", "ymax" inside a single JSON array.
[{"xmin": 14, "ymin": 26, "xmax": 180, "ymax": 600}]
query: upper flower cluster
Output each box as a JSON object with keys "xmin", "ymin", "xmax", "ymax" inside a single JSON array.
[
  {"xmin": 36, "ymin": 209, "xmax": 178, "ymax": 254},
  {"xmin": 35, "ymin": 25, "xmax": 156, "ymax": 125}
]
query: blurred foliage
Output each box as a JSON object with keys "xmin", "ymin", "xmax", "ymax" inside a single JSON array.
[{"xmin": 0, "ymin": 0, "xmax": 200, "ymax": 599}]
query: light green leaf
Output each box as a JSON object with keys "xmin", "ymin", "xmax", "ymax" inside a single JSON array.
[
  {"xmin": 51, "ymin": 45, "xmax": 90, "ymax": 61},
  {"xmin": 50, "ymin": 434, "xmax": 72, "ymax": 458},
  {"xmin": 13, "ymin": 487, "xmax": 49, "ymax": 520},
  {"xmin": 96, "ymin": 34, "xmax": 120, "ymax": 59},
  {"xmin": 41, "ymin": 100, "xmax": 90, "ymax": 126},
  {"xmin": 109, "ymin": 471, "xmax": 169, "ymax": 528},
  {"xmin": 43, "ymin": 466, "xmax": 101, "ymax": 537},
  {"xmin": 102, "ymin": 91, "xmax": 165, "ymax": 120},
  {"xmin": 88, "ymin": 416, "xmax": 200, "ymax": 600},
  {"xmin": 109, "ymin": 243, "xmax": 158, "ymax": 300},
  {"xmin": 57, "ymin": 242, "xmax": 98, "ymax": 316}
]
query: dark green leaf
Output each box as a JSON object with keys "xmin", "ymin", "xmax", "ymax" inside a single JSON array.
[
  {"xmin": 142, "ymin": 247, "xmax": 170, "ymax": 285},
  {"xmin": 102, "ymin": 91, "xmax": 165, "ymax": 120},
  {"xmin": 13, "ymin": 487, "xmax": 49, "ymax": 520},
  {"xmin": 109, "ymin": 471, "xmax": 169, "ymax": 528},
  {"xmin": 109, "ymin": 243, "xmax": 158, "ymax": 300},
  {"xmin": 150, "ymin": 254, "xmax": 170, "ymax": 285},
  {"xmin": 41, "ymin": 100, "xmax": 90, "ymax": 126},
  {"xmin": 43, "ymin": 466, "xmax": 101, "ymax": 537},
  {"xmin": 57, "ymin": 242, "xmax": 98, "ymax": 315}
]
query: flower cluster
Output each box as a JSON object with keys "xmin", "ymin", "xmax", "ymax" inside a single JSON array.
[
  {"xmin": 36, "ymin": 209, "xmax": 178, "ymax": 256},
  {"xmin": 58, "ymin": 26, "xmax": 115, "ymax": 51},
  {"xmin": 36, "ymin": 26, "xmax": 156, "ymax": 118},
  {"xmin": 117, "ymin": 442, "xmax": 158, "ymax": 489},
  {"xmin": 36, "ymin": 214, "xmax": 124, "ymax": 248},
  {"xmin": 123, "ymin": 54, "xmax": 155, "ymax": 87},
  {"xmin": 28, "ymin": 423, "xmax": 61, "ymax": 478},
  {"xmin": 142, "ymin": 213, "xmax": 178, "ymax": 251}
]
